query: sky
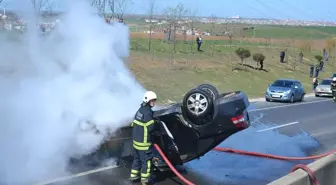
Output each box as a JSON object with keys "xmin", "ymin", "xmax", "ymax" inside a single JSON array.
[
  {"xmin": 0, "ymin": 0, "xmax": 335, "ymax": 21},
  {"xmin": 129, "ymin": 0, "xmax": 335, "ymax": 21}
]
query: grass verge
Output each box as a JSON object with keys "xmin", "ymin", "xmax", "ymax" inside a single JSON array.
[{"xmin": 128, "ymin": 38, "xmax": 336, "ymax": 103}]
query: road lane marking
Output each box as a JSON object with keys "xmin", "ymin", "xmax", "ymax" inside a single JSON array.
[
  {"xmin": 251, "ymin": 113, "xmax": 264, "ymax": 124},
  {"xmin": 256, "ymin": 121, "xmax": 299, "ymax": 132},
  {"xmin": 249, "ymin": 99, "xmax": 330, "ymax": 112},
  {"xmin": 33, "ymin": 165, "xmax": 119, "ymax": 185}
]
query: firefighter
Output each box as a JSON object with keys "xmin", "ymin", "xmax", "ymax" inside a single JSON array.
[
  {"xmin": 331, "ymin": 77, "xmax": 336, "ymax": 102},
  {"xmin": 128, "ymin": 91, "xmax": 158, "ymax": 184}
]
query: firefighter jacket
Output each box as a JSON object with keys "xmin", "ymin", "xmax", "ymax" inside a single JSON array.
[
  {"xmin": 131, "ymin": 104, "xmax": 157, "ymax": 150},
  {"xmin": 331, "ymin": 81, "xmax": 336, "ymax": 91}
]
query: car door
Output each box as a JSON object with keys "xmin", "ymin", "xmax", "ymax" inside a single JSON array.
[
  {"xmin": 153, "ymin": 120, "xmax": 183, "ymax": 166},
  {"xmin": 296, "ymin": 82, "xmax": 304, "ymax": 99},
  {"xmin": 293, "ymin": 82, "xmax": 300, "ymax": 100},
  {"xmin": 299, "ymin": 82, "xmax": 305, "ymax": 95}
]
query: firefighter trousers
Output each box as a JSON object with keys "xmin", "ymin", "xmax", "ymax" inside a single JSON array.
[
  {"xmin": 333, "ymin": 91, "xmax": 336, "ymax": 102},
  {"xmin": 130, "ymin": 147, "xmax": 154, "ymax": 182}
]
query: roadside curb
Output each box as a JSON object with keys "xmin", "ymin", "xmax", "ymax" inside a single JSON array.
[{"xmin": 249, "ymin": 93, "xmax": 315, "ymax": 102}]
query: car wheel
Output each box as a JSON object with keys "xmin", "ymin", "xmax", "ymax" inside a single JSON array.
[
  {"xmin": 289, "ymin": 95, "xmax": 294, "ymax": 103},
  {"xmin": 197, "ymin": 84, "xmax": 219, "ymax": 100},
  {"xmin": 315, "ymin": 94, "xmax": 319, "ymax": 97},
  {"xmin": 182, "ymin": 88, "xmax": 213, "ymax": 120},
  {"xmin": 265, "ymin": 97, "xmax": 270, "ymax": 102},
  {"xmin": 300, "ymin": 94, "xmax": 305, "ymax": 102}
]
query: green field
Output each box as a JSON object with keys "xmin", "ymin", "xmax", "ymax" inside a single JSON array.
[
  {"xmin": 243, "ymin": 25, "xmax": 336, "ymax": 39},
  {"xmin": 129, "ymin": 37, "xmax": 336, "ymax": 103},
  {"xmin": 125, "ymin": 17, "xmax": 336, "ymax": 39},
  {"xmin": 195, "ymin": 23, "xmax": 336, "ymax": 39}
]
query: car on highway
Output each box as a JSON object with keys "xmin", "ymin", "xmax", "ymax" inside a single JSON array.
[
  {"xmin": 265, "ymin": 79, "xmax": 305, "ymax": 103},
  {"xmin": 70, "ymin": 84, "xmax": 251, "ymax": 172},
  {"xmin": 315, "ymin": 78, "xmax": 333, "ymax": 97}
]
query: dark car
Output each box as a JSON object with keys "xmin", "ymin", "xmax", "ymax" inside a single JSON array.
[
  {"xmin": 265, "ymin": 79, "xmax": 305, "ymax": 103},
  {"xmin": 70, "ymin": 84, "xmax": 251, "ymax": 172}
]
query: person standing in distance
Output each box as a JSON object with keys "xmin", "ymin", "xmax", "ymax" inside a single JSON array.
[{"xmin": 128, "ymin": 91, "xmax": 158, "ymax": 185}]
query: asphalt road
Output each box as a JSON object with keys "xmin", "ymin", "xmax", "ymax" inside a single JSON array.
[
  {"xmin": 47, "ymin": 96, "xmax": 336, "ymax": 185},
  {"xmin": 249, "ymin": 96, "xmax": 336, "ymax": 153}
]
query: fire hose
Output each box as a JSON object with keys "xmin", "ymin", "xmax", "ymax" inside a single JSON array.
[{"xmin": 154, "ymin": 144, "xmax": 336, "ymax": 185}]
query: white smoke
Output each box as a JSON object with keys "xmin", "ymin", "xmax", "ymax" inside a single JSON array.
[{"xmin": 0, "ymin": 0, "xmax": 145, "ymax": 184}]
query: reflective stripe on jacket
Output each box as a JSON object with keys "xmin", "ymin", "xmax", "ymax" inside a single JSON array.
[
  {"xmin": 331, "ymin": 81, "xmax": 336, "ymax": 91},
  {"xmin": 131, "ymin": 104, "xmax": 156, "ymax": 150}
]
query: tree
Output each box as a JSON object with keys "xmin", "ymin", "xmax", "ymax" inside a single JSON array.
[
  {"xmin": 252, "ymin": 53, "xmax": 265, "ymax": 70},
  {"xmin": 31, "ymin": 0, "xmax": 52, "ymax": 16},
  {"xmin": 235, "ymin": 47, "xmax": 251, "ymax": 64},
  {"xmin": 107, "ymin": 0, "xmax": 130, "ymax": 20},
  {"xmin": 210, "ymin": 14, "xmax": 217, "ymax": 35},
  {"xmin": 91, "ymin": 0, "xmax": 107, "ymax": 17},
  {"xmin": 147, "ymin": 0, "xmax": 156, "ymax": 51},
  {"xmin": 164, "ymin": 3, "xmax": 188, "ymax": 53},
  {"xmin": 209, "ymin": 14, "xmax": 217, "ymax": 56},
  {"xmin": 186, "ymin": 8, "xmax": 198, "ymax": 53}
]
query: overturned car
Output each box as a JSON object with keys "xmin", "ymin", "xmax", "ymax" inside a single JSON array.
[{"xmin": 71, "ymin": 84, "xmax": 251, "ymax": 171}]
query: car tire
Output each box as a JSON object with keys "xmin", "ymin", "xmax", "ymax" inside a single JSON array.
[
  {"xmin": 182, "ymin": 88, "xmax": 214, "ymax": 121},
  {"xmin": 197, "ymin": 84, "xmax": 219, "ymax": 100},
  {"xmin": 300, "ymin": 94, "xmax": 305, "ymax": 102},
  {"xmin": 315, "ymin": 94, "xmax": 319, "ymax": 97},
  {"xmin": 289, "ymin": 94, "xmax": 294, "ymax": 103},
  {"xmin": 265, "ymin": 97, "xmax": 270, "ymax": 102}
]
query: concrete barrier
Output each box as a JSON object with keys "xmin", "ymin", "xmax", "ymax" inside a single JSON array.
[{"xmin": 268, "ymin": 153, "xmax": 336, "ymax": 185}]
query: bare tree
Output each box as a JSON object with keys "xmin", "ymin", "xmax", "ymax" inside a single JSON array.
[
  {"xmin": 186, "ymin": 8, "xmax": 198, "ymax": 53},
  {"xmin": 209, "ymin": 14, "xmax": 217, "ymax": 56},
  {"xmin": 221, "ymin": 23, "xmax": 235, "ymax": 45},
  {"xmin": 91, "ymin": 0, "xmax": 107, "ymax": 17},
  {"xmin": 147, "ymin": 0, "xmax": 156, "ymax": 51},
  {"xmin": 31, "ymin": 0, "xmax": 53, "ymax": 15},
  {"xmin": 107, "ymin": 0, "xmax": 130, "ymax": 20},
  {"xmin": 210, "ymin": 14, "xmax": 217, "ymax": 35},
  {"xmin": 164, "ymin": 3, "xmax": 188, "ymax": 53}
]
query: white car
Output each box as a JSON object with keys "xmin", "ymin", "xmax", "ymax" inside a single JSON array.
[{"xmin": 315, "ymin": 78, "xmax": 333, "ymax": 97}]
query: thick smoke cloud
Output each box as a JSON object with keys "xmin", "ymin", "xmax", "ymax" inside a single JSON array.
[{"xmin": 0, "ymin": 0, "xmax": 145, "ymax": 184}]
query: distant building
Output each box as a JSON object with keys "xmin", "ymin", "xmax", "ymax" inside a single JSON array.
[{"xmin": 145, "ymin": 19, "xmax": 158, "ymax": 23}]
